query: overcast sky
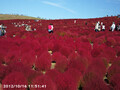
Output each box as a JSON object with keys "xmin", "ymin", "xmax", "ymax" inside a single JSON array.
[{"xmin": 0, "ymin": 0, "xmax": 120, "ymax": 19}]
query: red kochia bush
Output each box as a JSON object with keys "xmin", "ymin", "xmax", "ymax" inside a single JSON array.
[
  {"xmin": 114, "ymin": 82, "xmax": 120, "ymax": 90},
  {"xmin": 55, "ymin": 73, "xmax": 78, "ymax": 90},
  {"xmin": 21, "ymin": 51, "xmax": 36, "ymax": 68},
  {"xmin": 0, "ymin": 64, "xmax": 7, "ymax": 82},
  {"xmin": 107, "ymin": 60, "xmax": 120, "ymax": 80},
  {"xmin": 91, "ymin": 43, "xmax": 106, "ymax": 58},
  {"xmin": 45, "ymin": 69, "xmax": 61, "ymax": 81},
  {"xmin": 59, "ymin": 45, "xmax": 74, "ymax": 58},
  {"xmin": 4, "ymin": 51, "xmax": 20, "ymax": 65},
  {"xmin": 52, "ymin": 52, "xmax": 62, "ymax": 62},
  {"xmin": 105, "ymin": 37, "xmax": 116, "ymax": 47},
  {"xmin": 109, "ymin": 74, "xmax": 120, "ymax": 88},
  {"xmin": 6, "ymin": 61, "xmax": 42, "ymax": 84},
  {"xmin": 2, "ymin": 72, "xmax": 28, "ymax": 90},
  {"xmin": 85, "ymin": 59, "xmax": 107, "ymax": 78},
  {"xmin": 93, "ymin": 36, "xmax": 106, "ymax": 45},
  {"xmin": 91, "ymin": 48, "xmax": 101, "ymax": 57},
  {"xmin": 65, "ymin": 68, "xmax": 82, "ymax": 86},
  {"xmin": 31, "ymin": 75, "xmax": 57, "ymax": 90},
  {"xmin": 35, "ymin": 52, "xmax": 52, "ymax": 71},
  {"xmin": 52, "ymin": 52, "xmax": 68, "ymax": 72},
  {"xmin": 68, "ymin": 54, "xmax": 88, "ymax": 74},
  {"xmin": 83, "ymin": 76, "xmax": 109, "ymax": 90},
  {"xmin": 101, "ymin": 47, "xmax": 116, "ymax": 63}
]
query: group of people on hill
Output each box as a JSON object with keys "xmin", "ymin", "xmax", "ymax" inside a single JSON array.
[
  {"xmin": 95, "ymin": 21, "xmax": 120, "ymax": 32},
  {"xmin": 1, "ymin": 21, "xmax": 120, "ymax": 36},
  {"xmin": 95, "ymin": 21, "xmax": 105, "ymax": 32},
  {"xmin": 0, "ymin": 24, "xmax": 7, "ymax": 36}
]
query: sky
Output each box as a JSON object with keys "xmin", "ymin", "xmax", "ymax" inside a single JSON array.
[{"xmin": 0, "ymin": 0, "xmax": 120, "ymax": 19}]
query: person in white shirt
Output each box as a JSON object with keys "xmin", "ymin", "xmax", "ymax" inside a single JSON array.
[
  {"xmin": 102, "ymin": 24, "xmax": 105, "ymax": 31},
  {"xmin": 95, "ymin": 21, "xmax": 100, "ymax": 32},
  {"xmin": 110, "ymin": 22, "xmax": 115, "ymax": 32}
]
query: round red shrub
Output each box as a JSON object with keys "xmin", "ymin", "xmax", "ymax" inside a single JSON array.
[
  {"xmin": 31, "ymin": 75, "xmax": 57, "ymax": 90},
  {"xmin": 109, "ymin": 74, "xmax": 120, "ymax": 88},
  {"xmin": 105, "ymin": 37, "xmax": 116, "ymax": 47},
  {"xmin": 2, "ymin": 72, "xmax": 28, "ymax": 90},
  {"xmin": 107, "ymin": 60, "xmax": 120, "ymax": 80},
  {"xmin": 52, "ymin": 52, "xmax": 68, "ymax": 72},
  {"xmin": 4, "ymin": 51, "xmax": 20, "ymax": 65},
  {"xmin": 55, "ymin": 73, "xmax": 78, "ymax": 90},
  {"xmin": 21, "ymin": 51, "xmax": 36, "ymax": 68},
  {"xmin": 101, "ymin": 47, "xmax": 116, "ymax": 63},
  {"xmin": 91, "ymin": 48, "xmax": 101, "ymax": 57},
  {"xmin": 35, "ymin": 52, "xmax": 52, "ymax": 71},
  {"xmin": 68, "ymin": 55, "xmax": 88, "ymax": 74},
  {"xmin": 83, "ymin": 76, "xmax": 109, "ymax": 90},
  {"xmin": 86, "ymin": 59, "xmax": 107, "ymax": 78},
  {"xmin": 0, "ymin": 64, "xmax": 7, "ymax": 82},
  {"xmin": 45, "ymin": 69, "xmax": 61, "ymax": 81},
  {"xmin": 65, "ymin": 68, "xmax": 82, "ymax": 86},
  {"xmin": 59, "ymin": 45, "xmax": 74, "ymax": 58}
]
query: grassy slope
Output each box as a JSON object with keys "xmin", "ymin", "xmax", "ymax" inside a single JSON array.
[{"xmin": 0, "ymin": 14, "xmax": 41, "ymax": 20}]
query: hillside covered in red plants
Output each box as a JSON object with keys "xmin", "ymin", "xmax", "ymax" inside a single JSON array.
[{"xmin": 0, "ymin": 16, "xmax": 120, "ymax": 90}]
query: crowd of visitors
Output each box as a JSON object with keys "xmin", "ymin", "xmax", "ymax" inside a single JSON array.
[
  {"xmin": 1, "ymin": 20, "xmax": 120, "ymax": 37},
  {"xmin": 95, "ymin": 21, "xmax": 120, "ymax": 32},
  {"xmin": 95, "ymin": 21, "xmax": 105, "ymax": 32}
]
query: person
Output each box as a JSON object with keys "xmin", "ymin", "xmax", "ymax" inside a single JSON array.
[
  {"xmin": 95, "ymin": 21, "xmax": 100, "ymax": 32},
  {"xmin": 74, "ymin": 20, "xmax": 76, "ymax": 24},
  {"xmin": 110, "ymin": 22, "xmax": 115, "ymax": 32},
  {"xmin": 102, "ymin": 23, "xmax": 105, "ymax": 31},
  {"xmin": 115, "ymin": 24, "xmax": 118, "ymax": 31},
  {"xmin": 48, "ymin": 24, "xmax": 53, "ymax": 33},
  {"xmin": 25, "ymin": 25, "xmax": 32, "ymax": 31},
  {"xmin": 0, "ymin": 24, "xmax": 7, "ymax": 36},
  {"xmin": 118, "ymin": 23, "xmax": 120, "ymax": 31},
  {"xmin": 0, "ymin": 29, "xmax": 2, "ymax": 36},
  {"xmin": 98, "ymin": 23, "xmax": 101, "ymax": 32}
]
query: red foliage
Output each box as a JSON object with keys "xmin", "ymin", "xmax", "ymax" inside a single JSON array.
[
  {"xmin": 31, "ymin": 75, "xmax": 57, "ymax": 90},
  {"xmin": 65, "ymin": 68, "xmax": 82, "ymax": 86},
  {"xmin": 68, "ymin": 54, "xmax": 88, "ymax": 74},
  {"xmin": 35, "ymin": 52, "xmax": 52, "ymax": 71},
  {"xmin": 45, "ymin": 69, "xmax": 61, "ymax": 81},
  {"xmin": 114, "ymin": 82, "xmax": 120, "ymax": 90},
  {"xmin": 4, "ymin": 51, "xmax": 20, "ymax": 64},
  {"xmin": 94, "ymin": 36, "xmax": 106, "ymax": 45},
  {"xmin": 83, "ymin": 76, "xmax": 109, "ymax": 90},
  {"xmin": 105, "ymin": 37, "xmax": 116, "ymax": 47},
  {"xmin": 76, "ymin": 41, "xmax": 92, "ymax": 51},
  {"xmin": 109, "ymin": 74, "xmax": 120, "ymax": 88},
  {"xmin": 107, "ymin": 60, "xmax": 120, "ymax": 80},
  {"xmin": 55, "ymin": 73, "xmax": 78, "ymax": 90},
  {"xmin": 52, "ymin": 52, "xmax": 68, "ymax": 72},
  {"xmin": 91, "ymin": 48, "xmax": 101, "ymax": 57},
  {"xmin": 68, "ymin": 52, "xmax": 80, "ymax": 62},
  {"xmin": 59, "ymin": 45, "xmax": 74, "ymax": 58},
  {"xmin": 85, "ymin": 58, "xmax": 107, "ymax": 78},
  {"xmin": 21, "ymin": 51, "xmax": 36, "ymax": 68},
  {"xmin": 0, "ymin": 64, "xmax": 7, "ymax": 82},
  {"xmin": 2, "ymin": 72, "xmax": 28, "ymax": 90},
  {"xmin": 101, "ymin": 47, "xmax": 116, "ymax": 63}
]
